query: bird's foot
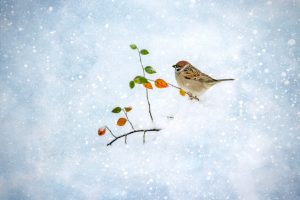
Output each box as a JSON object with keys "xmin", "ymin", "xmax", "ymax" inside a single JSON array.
[{"xmin": 187, "ymin": 92, "xmax": 199, "ymax": 101}]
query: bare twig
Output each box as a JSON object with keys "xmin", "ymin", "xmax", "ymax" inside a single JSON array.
[
  {"xmin": 122, "ymin": 109, "xmax": 135, "ymax": 130},
  {"xmin": 107, "ymin": 128, "xmax": 161, "ymax": 146},
  {"xmin": 145, "ymin": 89, "xmax": 154, "ymax": 120},
  {"xmin": 166, "ymin": 82, "xmax": 181, "ymax": 90},
  {"xmin": 105, "ymin": 126, "xmax": 117, "ymax": 138},
  {"xmin": 136, "ymin": 48, "xmax": 154, "ymax": 122}
]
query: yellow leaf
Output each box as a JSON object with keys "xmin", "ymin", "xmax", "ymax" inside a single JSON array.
[
  {"xmin": 124, "ymin": 106, "xmax": 132, "ymax": 112},
  {"xmin": 179, "ymin": 89, "xmax": 186, "ymax": 96},
  {"xmin": 117, "ymin": 118, "xmax": 127, "ymax": 126},
  {"xmin": 143, "ymin": 82, "xmax": 153, "ymax": 89},
  {"xmin": 98, "ymin": 127, "xmax": 106, "ymax": 136},
  {"xmin": 154, "ymin": 79, "xmax": 168, "ymax": 88}
]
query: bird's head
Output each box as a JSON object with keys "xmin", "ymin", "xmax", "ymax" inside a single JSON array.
[{"xmin": 172, "ymin": 60, "xmax": 190, "ymax": 72}]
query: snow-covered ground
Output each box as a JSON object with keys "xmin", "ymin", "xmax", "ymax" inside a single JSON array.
[{"xmin": 0, "ymin": 0, "xmax": 299, "ymax": 199}]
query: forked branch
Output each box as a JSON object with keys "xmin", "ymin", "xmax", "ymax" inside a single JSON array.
[{"xmin": 107, "ymin": 128, "xmax": 161, "ymax": 146}]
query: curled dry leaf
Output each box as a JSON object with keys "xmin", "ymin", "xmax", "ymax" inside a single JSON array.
[
  {"xmin": 98, "ymin": 127, "xmax": 106, "ymax": 136},
  {"xmin": 117, "ymin": 117, "xmax": 127, "ymax": 126},
  {"xmin": 143, "ymin": 82, "xmax": 153, "ymax": 89},
  {"xmin": 179, "ymin": 89, "xmax": 186, "ymax": 96},
  {"xmin": 124, "ymin": 106, "xmax": 132, "ymax": 112},
  {"xmin": 154, "ymin": 79, "xmax": 168, "ymax": 88}
]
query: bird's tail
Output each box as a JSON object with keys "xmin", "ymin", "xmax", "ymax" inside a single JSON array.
[{"xmin": 216, "ymin": 78, "xmax": 234, "ymax": 82}]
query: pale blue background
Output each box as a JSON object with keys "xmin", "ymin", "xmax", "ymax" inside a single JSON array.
[{"xmin": 0, "ymin": 0, "xmax": 299, "ymax": 199}]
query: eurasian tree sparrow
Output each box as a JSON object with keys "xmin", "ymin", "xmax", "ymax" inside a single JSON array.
[{"xmin": 173, "ymin": 60, "xmax": 234, "ymax": 99}]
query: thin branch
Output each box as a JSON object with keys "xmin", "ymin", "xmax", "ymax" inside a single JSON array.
[
  {"xmin": 145, "ymin": 89, "xmax": 154, "ymax": 120},
  {"xmin": 136, "ymin": 47, "xmax": 154, "ymax": 122},
  {"xmin": 147, "ymin": 79, "xmax": 199, "ymax": 101},
  {"xmin": 137, "ymin": 48, "xmax": 146, "ymax": 77},
  {"xmin": 105, "ymin": 126, "xmax": 117, "ymax": 138},
  {"xmin": 122, "ymin": 109, "xmax": 135, "ymax": 130},
  {"xmin": 143, "ymin": 131, "xmax": 146, "ymax": 144},
  {"xmin": 166, "ymin": 82, "xmax": 181, "ymax": 90},
  {"xmin": 147, "ymin": 78, "xmax": 180, "ymax": 89},
  {"xmin": 107, "ymin": 128, "xmax": 161, "ymax": 146}
]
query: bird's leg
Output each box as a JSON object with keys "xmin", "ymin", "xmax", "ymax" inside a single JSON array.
[
  {"xmin": 186, "ymin": 92, "xmax": 193, "ymax": 99},
  {"xmin": 194, "ymin": 96, "xmax": 200, "ymax": 101},
  {"xmin": 186, "ymin": 92, "xmax": 199, "ymax": 101}
]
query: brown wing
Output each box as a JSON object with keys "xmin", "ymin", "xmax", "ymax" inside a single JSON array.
[{"xmin": 181, "ymin": 64, "xmax": 216, "ymax": 82}]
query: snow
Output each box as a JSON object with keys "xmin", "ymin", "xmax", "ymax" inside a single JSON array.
[
  {"xmin": 0, "ymin": 0, "xmax": 299, "ymax": 200},
  {"xmin": 288, "ymin": 39, "xmax": 296, "ymax": 46}
]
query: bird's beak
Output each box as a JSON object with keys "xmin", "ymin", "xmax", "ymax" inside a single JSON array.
[{"xmin": 172, "ymin": 65, "xmax": 176, "ymax": 68}]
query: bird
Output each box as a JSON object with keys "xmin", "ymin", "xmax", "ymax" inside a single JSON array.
[{"xmin": 172, "ymin": 60, "xmax": 234, "ymax": 100}]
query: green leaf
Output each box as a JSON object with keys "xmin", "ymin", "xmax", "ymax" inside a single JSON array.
[
  {"xmin": 145, "ymin": 66, "xmax": 156, "ymax": 74},
  {"xmin": 134, "ymin": 76, "xmax": 149, "ymax": 84},
  {"xmin": 112, "ymin": 107, "xmax": 122, "ymax": 113},
  {"xmin": 129, "ymin": 81, "xmax": 135, "ymax": 89},
  {"xmin": 130, "ymin": 44, "xmax": 137, "ymax": 50},
  {"xmin": 140, "ymin": 49, "xmax": 149, "ymax": 55}
]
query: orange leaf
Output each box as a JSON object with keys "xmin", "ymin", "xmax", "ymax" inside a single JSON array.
[
  {"xmin": 143, "ymin": 82, "xmax": 153, "ymax": 89},
  {"xmin": 124, "ymin": 106, "xmax": 132, "ymax": 112},
  {"xmin": 98, "ymin": 127, "xmax": 106, "ymax": 136},
  {"xmin": 179, "ymin": 89, "xmax": 186, "ymax": 96},
  {"xmin": 154, "ymin": 79, "xmax": 168, "ymax": 88},
  {"xmin": 117, "ymin": 118, "xmax": 127, "ymax": 126}
]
